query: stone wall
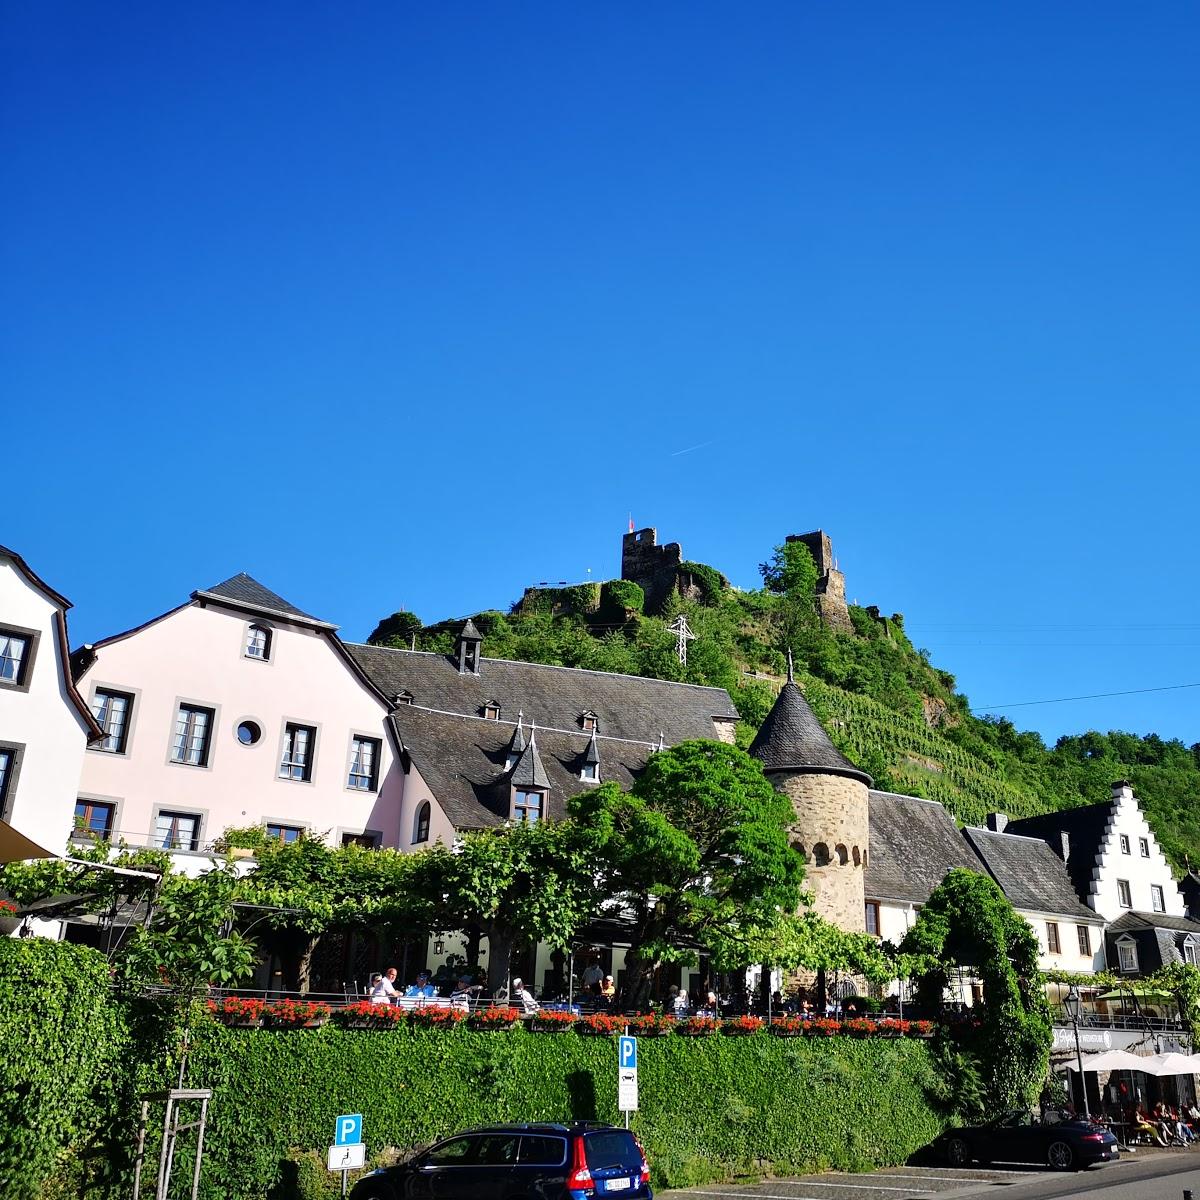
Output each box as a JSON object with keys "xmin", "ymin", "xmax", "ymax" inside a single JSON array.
[
  {"xmin": 772, "ymin": 771, "xmax": 870, "ymax": 932},
  {"xmin": 785, "ymin": 529, "xmax": 853, "ymax": 633},
  {"xmin": 621, "ymin": 527, "xmax": 684, "ymax": 614}
]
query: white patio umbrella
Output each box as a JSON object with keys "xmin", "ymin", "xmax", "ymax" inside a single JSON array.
[
  {"xmin": 1140, "ymin": 1053, "xmax": 1200, "ymax": 1077},
  {"xmin": 1066, "ymin": 1050, "xmax": 1158, "ymax": 1072}
]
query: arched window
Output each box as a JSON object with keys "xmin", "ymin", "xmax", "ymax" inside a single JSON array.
[
  {"xmin": 835, "ymin": 844, "xmax": 849, "ymax": 865},
  {"xmin": 852, "ymin": 846, "xmax": 861, "ymax": 866},
  {"xmin": 245, "ymin": 623, "xmax": 272, "ymax": 661},
  {"xmin": 792, "ymin": 841, "xmax": 807, "ymax": 861},
  {"xmin": 813, "ymin": 842, "xmax": 830, "ymax": 866},
  {"xmin": 413, "ymin": 801, "xmax": 431, "ymax": 844}
]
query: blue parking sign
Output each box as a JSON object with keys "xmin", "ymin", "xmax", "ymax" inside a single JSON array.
[
  {"xmin": 334, "ymin": 1114, "xmax": 363, "ymax": 1147},
  {"xmin": 618, "ymin": 1035, "xmax": 637, "ymax": 1070}
]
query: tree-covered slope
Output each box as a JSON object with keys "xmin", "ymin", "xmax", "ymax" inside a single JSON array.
[{"xmin": 369, "ymin": 542, "xmax": 1200, "ymax": 870}]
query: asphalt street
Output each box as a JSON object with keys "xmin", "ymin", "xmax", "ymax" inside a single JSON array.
[{"xmin": 662, "ymin": 1149, "xmax": 1200, "ymax": 1200}]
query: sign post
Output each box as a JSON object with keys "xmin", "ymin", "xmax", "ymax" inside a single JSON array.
[
  {"xmin": 618, "ymin": 1035, "xmax": 638, "ymax": 1128},
  {"xmin": 329, "ymin": 1114, "xmax": 364, "ymax": 1197}
]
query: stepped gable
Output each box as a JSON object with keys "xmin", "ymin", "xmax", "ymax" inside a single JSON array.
[
  {"xmin": 1005, "ymin": 801, "xmax": 1117, "ymax": 908},
  {"xmin": 962, "ymin": 827, "xmax": 1098, "ymax": 920},
  {"xmin": 748, "ymin": 679, "xmax": 871, "ymax": 785},
  {"xmin": 865, "ymin": 791, "xmax": 982, "ymax": 905},
  {"xmin": 194, "ymin": 572, "xmax": 331, "ymax": 628},
  {"xmin": 347, "ymin": 644, "xmax": 738, "ymax": 744}
]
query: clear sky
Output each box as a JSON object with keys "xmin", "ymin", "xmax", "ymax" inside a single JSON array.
[{"xmin": 4, "ymin": 3, "xmax": 1198, "ymax": 747}]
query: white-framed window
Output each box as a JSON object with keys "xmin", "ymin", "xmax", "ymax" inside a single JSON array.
[
  {"xmin": 1117, "ymin": 940, "xmax": 1139, "ymax": 974},
  {"xmin": 1151, "ymin": 884, "xmax": 1166, "ymax": 913},
  {"xmin": 1139, "ymin": 837, "xmax": 1151, "ymax": 858},
  {"xmin": 482, "ymin": 703, "xmax": 500, "ymax": 721},
  {"xmin": 171, "ymin": 704, "xmax": 214, "ymax": 766},
  {"xmin": 513, "ymin": 789, "xmax": 543, "ymax": 824},
  {"xmin": 1119, "ymin": 834, "xmax": 1131, "ymax": 855},
  {"xmin": 1077, "ymin": 925, "xmax": 1092, "ymax": 956},
  {"xmin": 0, "ymin": 631, "xmax": 30, "ymax": 685},
  {"xmin": 156, "ymin": 810, "xmax": 201, "ymax": 852},
  {"xmin": 347, "ymin": 736, "xmax": 380, "ymax": 791},
  {"xmin": 279, "ymin": 723, "xmax": 316, "ymax": 782},
  {"xmin": 1046, "ymin": 922, "xmax": 1061, "ymax": 954},
  {"xmin": 245, "ymin": 623, "xmax": 272, "ymax": 661},
  {"xmin": 266, "ymin": 823, "xmax": 303, "ymax": 844},
  {"xmin": 413, "ymin": 801, "xmax": 431, "ymax": 844},
  {"xmin": 1117, "ymin": 879, "xmax": 1132, "ymax": 908},
  {"xmin": 580, "ymin": 762, "xmax": 598, "ymax": 782},
  {"xmin": 91, "ymin": 689, "xmax": 133, "ymax": 753},
  {"xmin": 865, "ymin": 900, "xmax": 880, "ymax": 936},
  {"xmin": 580, "ymin": 712, "xmax": 598, "ymax": 733},
  {"xmin": 1184, "ymin": 940, "xmax": 1199, "ymax": 967}
]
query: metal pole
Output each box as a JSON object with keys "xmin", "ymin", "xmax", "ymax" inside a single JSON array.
[
  {"xmin": 568, "ymin": 948, "xmax": 575, "ymax": 1010},
  {"xmin": 342, "ymin": 1167, "xmax": 348, "ymax": 1197},
  {"xmin": 624, "ymin": 1021, "xmax": 630, "ymax": 1129},
  {"xmin": 132, "ymin": 1100, "xmax": 149, "ymax": 1200},
  {"xmin": 154, "ymin": 1096, "xmax": 173, "ymax": 1200},
  {"xmin": 1072, "ymin": 1011, "xmax": 1091, "ymax": 1120},
  {"xmin": 189, "ymin": 1096, "xmax": 208, "ymax": 1200}
]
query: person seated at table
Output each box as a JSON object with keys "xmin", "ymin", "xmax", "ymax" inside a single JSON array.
[
  {"xmin": 1170, "ymin": 1106, "xmax": 1195, "ymax": 1144},
  {"xmin": 449, "ymin": 975, "xmax": 482, "ymax": 1009},
  {"xmin": 369, "ymin": 967, "xmax": 400, "ymax": 1005},
  {"xmin": 1132, "ymin": 1105, "xmax": 1167, "ymax": 1146},
  {"xmin": 509, "ymin": 977, "xmax": 540, "ymax": 1015},
  {"xmin": 666, "ymin": 984, "xmax": 689, "ymax": 1017},
  {"xmin": 405, "ymin": 969, "xmax": 437, "ymax": 998},
  {"xmin": 599, "ymin": 975, "xmax": 616, "ymax": 1004}
]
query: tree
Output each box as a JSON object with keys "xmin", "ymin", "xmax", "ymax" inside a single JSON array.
[
  {"xmin": 570, "ymin": 740, "xmax": 804, "ymax": 1008},
  {"xmin": 366, "ymin": 609, "xmax": 423, "ymax": 647},
  {"xmin": 901, "ymin": 868, "xmax": 1052, "ymax": 1115}
]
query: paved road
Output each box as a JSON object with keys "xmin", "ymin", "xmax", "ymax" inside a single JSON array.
[{"xmin": 662, "ymin": 1148, "xmax": 1200, "ymax": 1200}]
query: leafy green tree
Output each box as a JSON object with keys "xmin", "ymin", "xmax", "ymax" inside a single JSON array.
[
  {"xmin": 570, "ymin": 740, "xmax": 804, "ymax": 1008},
  {"xmin": 366, "ymin": 609, "xmax": 423, "ymax": 647},
  {"xmin": 901, "ymin": 868, "xmax": 1051, "ymax": 1115}
]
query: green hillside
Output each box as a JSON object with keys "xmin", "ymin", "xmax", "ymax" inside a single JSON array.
[{"xmin": 368, "ymin": 542, "xmax": 1200, "ymax": 871}]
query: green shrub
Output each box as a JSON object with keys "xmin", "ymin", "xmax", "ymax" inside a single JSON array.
[{"xmin": 599, "ymin": 579, "xmax": 645, "ymax": 619}]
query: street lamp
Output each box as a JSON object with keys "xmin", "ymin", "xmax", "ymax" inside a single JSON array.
[{"xmin": 1063, "ymin": 985, "xmax": 1091, "ymax": 1120}]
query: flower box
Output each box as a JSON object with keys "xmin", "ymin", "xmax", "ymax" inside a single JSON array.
[
  {"xmin": 675, "ymin": 1016, "xmax": 719, "ymax": 1038},
  {"xmin": 335, "ymin": 1001, "xmax": 406, "ymax": 1029},
  {"xmin": 768, "ymin": 1016, "xmax": 808, "ymax": 1038},
  {"xmin": 909, "ymin": 1020, "xmax": 934, "ymax": 1038},
  {"xmin": 805, "ymin": 1018, "xmax": 841, "ymax": 1037},
  {"xmin": 208, "ymin": 997, "xmax": 267, "ymax": 1027},
  {"xmin": 530, "ymin": 1010, "xmax": 577, "ymax": 1033},
  {"xmin": 466, "ymin": 1006, "xmax": 520, "ymax": 1031},
  {"xmin": 721, "ymin": 1015, "xmax": 764, "ymax": 1037},
  {"xmin": 840, "ymin": 1018, "xmax": 875, "ymax": 1038},
  {"xmin": 627, "ymin": 1013, "xmax": 676, "ymax": 1037},
  {"xmin": 577, "ymin": 1013, "xmax": 626, "ymax": 1037},
  {"xmin": 263, "ymin": 1000, "xmax": 332, "ymax": 1028},
  {"xmin": 410, "ymin": 1005, "xmax": 467, "ymax": 1029}
]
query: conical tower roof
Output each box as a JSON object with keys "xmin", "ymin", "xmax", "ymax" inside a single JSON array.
[
  {"xmin": 458, "ymin": 618, "xmax": 483, "ymax": 642},
  {"xmin": 749, "ymin": 679, "xmax": 872, "ymax": 785},
  {"xmin": 510, "ymin": 726, "xmax": 551, "ymax": 791}
]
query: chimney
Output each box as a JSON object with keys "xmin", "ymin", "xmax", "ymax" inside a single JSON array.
[
  {"xmin": 1058, "ymin": 831, "xmax": 1070, "ymax": 862},
  {"xmin": 986, "ymin": 812, "xmax": 1008, "ymax": 833}
]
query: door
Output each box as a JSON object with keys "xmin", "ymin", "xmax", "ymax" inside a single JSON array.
[
  {"xmin": 404, "ymin": 1135, "xmax": 478, "ymax": 1200},
  {"xmin": 456, "ymin": 1132, "xmax": 521, "ymax": 1199},
  {"xmin": 985, "ymin": 1112, "xmax": 1042, "ymax": 1164}
]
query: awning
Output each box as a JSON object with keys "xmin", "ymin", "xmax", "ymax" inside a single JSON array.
[
  {"xmin": 0, "ymin": 819, "xmax": 57, "ymax": 864},
  {"xmin": 1096, "ymin": 986, "xmax": 1174, "ymax": 1002},
  {"xmin": 1139, "ymin": 1053, "xmax": 1200, "ymax": 1077},
  {"xmin": 1067, "ymin": 1049, "xmax": 1158, "ymax": 1072}
]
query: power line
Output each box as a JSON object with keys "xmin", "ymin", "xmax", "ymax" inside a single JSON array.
[{"xmin": 975, "ymin": 682, "xmax": 1200, "ymax": 712}]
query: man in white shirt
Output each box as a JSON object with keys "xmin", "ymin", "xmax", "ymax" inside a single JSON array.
[
  {"xmin": 581, "ymin": 958, "xmax": 604, "ymax": 994},
  {"xmin": 510, "ymin": 977, "xmax": 540, "ymax": 1015},
  {"xmin": 369, "ymin": 967, "xmax": 399, "ymax": 1005}
]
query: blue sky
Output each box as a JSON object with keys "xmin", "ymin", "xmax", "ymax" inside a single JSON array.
[{"xmin": 4, "ymin": 3, "xmax": 1198, "ymax": 746}]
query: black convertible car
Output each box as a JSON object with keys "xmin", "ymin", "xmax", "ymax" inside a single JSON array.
[{"xmin": 939, "ymin": 1110, "xmax": 1119, "ymax": 1171}]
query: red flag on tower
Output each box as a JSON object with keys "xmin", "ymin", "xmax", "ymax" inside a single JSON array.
[{"xmin": 628, "ymin": 514, "xmax": 634, "ymax": 533}]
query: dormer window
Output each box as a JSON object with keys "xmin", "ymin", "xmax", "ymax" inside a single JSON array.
[
  {"xmin": 513, "ymin": 789, "xmax": 543, "ymax": 824},
  {"xmin": 580, "ymin": 712, "xmax": 598, "ymax": 733},
  {"xmin": 482, "ymin": 702, "xmax": 501, "ymax": 721},
  {"xmin": 580, "ymin": 762, "xmax": 599, "ymax": 782},
  {"xmin": 393, "ymin": 691, "xmax": 414, "ymax": 707},
  {"xmin": 1184, "ymin": 939, "xmax": 1199, "ymax": 967},
  {"xmin": 1117, "ymin": 938, "xmax": 1139, "ymax": 974},
  {"xmin": 245, "ymin": 623, "xmax": 272, "ymax": 662}
]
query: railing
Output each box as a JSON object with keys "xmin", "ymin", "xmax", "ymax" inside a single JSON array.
[{"xmin": 1051, "ymin": 1006, "xmax": 1188, "ymax": 1034}]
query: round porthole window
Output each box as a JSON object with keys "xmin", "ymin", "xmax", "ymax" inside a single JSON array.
[{"xmin": 237, "ymin": 720, "xmax": 262, "ymax": 746}]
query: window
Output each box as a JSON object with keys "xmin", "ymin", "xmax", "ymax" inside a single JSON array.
[
  {"xmin": 426, "ymin": 1137, "xmax": 475, "ymax": 1166},
  {"xmin": 1119, "ymin": 834, "xmax": 1131, "ymax": 855},
  {"xmin": 518, "ymin": 1136, "xmax": 567, "ymax": 1166},
  {"xmin": 1117, "ymin": 879, "xmax": 1132, "ymax": 908},
  {"xmin": 393, "ymin": 691, "xmax": 413, "ymax": 706},
  {"xmin": 91, "ymin": 689, "xmax": 133, "ymax": 753},
  {"xmin": 1117, "ymin": 940, "xmax": 1139, "ymax": 974},
  {"xmin": 581, "ymin": 712, "xmax": 598, "ymax": 733},
  {"xmin": 580, "ymin": 762, "xmax": 598, "ymax": 782},
  {"xmin": 1046, "ymin": 922, "xmax": 1061, "ymax": 954},
  {"xmin": 471, "ymin": 1135, "xmax": 519, "ymax": 1166},
  {"xmin": 513, "ymin": 789, "xmax": 543, "ymax": 823},
  {"xmin": 0, "ymin": 747, "xmax": 18, "ymax": 818},
  {"xmin": 413, "ymin": 801, "xmax": 431, "ymax": 844},
  {"xmin": 342, "ymin": 831, "xmax": 380, "ymax": 849},
  {"xmin": 171, "ymin": 704, "xmax": 214, "ymax": 766},
  {"xmin": 237, "ymin": 720, "xmax": 262, "ymax": 746},
  {"xmin": 482, "ymin": 703, "xmax": 500, "ymax": 721},
  {"xmin": 347, "ymin": 736, "xmax": 380, "ymax": 791},
  {"xmin": 1184, "ymin": 940, "xmax": 1199, "ymax": 968},
  {"xmin": 865, "ymin": 900, "xmax": 880, "ymax": 936},
  {"xmin": 0, "ymin": 630, "xmax": 30, "ymax": 686},
  {"xmin": 155, "ymin": 810, "xmax": 200, "ymax": 852},
  {"xmin": 279, "ymin": 723, "xmax": 316, "ymax": 782},
  {"xmin": 1077, "ymin": 925, "xmax": 1092, "ymax": 956},
  {"xmin": 74, "ymin": 800, "xmax": 115, "ymax": 840},
  {"xmin": 1152, "ymin": 884, "xmax": 1166, "ymax": 913},
  {"xmin": 266, "ymin": 823, "xmax": 303, "ymax": 844},
  {"xmin": 245, "ymin": 623, "xmax": 272, "ymax": 661},
  {"xmin": 1139, "ymin": 837, "xmax": 1150, "ymax": 858}
]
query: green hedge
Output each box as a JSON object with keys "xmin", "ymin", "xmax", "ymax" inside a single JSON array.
[
  {"xmin": 177, "ymin": 1024, "xmax": 943, "ymax": 1198},
  {"xmin": 0, "ymin": 940, "xmax": 132, "ymax": 1200}
]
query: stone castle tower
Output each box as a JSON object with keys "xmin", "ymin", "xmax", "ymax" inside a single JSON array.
[
  {"xmin": 748, "ymin": 662, "xmax": 873, "ymax": 931},
  {"xmin": 785, "ymin": 530, "xmax": 853, "ymax": 633}
]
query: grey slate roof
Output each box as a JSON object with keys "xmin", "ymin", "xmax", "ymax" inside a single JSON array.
[
  {"xmin": 195, "ymin": 573, "xmax": 332, "ymax": 628},
  {"xmin": 1005, "ymin": 801, "xmax": 1117, "ymax": 906},
  {"xmin": 458, "ymin": 619, "xmax": 483, "ymax": 642},
  {"xmin": 583, "ymin": 730, "xmax": 601, "ymax": 766},
  {"xmin": 386, "ymin": 706, "xmax": 649, "ymax": 829},
  {"xmin": 748, "ymin": 681, "xmax": 871, "ymax": 784},
  {"xmin": 963, "ymin": 827, "xmax": 1099, "ymax": 921},
  {"xmin": 347, "ymin": 645, "xmax": 739, "ymax": 744},
  {"xmin": 511, "ymin": 730, "xmax": 552, "ymax": 790},
  {"xmin": 1106, "ymin": 911, "xmax": 1200, "ymax": 974},
  {"xmin": 1108, "ymin": 911, "xmax": 1200, "ymax": 936},
  {"xmin": 864, "ymin": 790, "xmax": 982, "ymax": 905}
]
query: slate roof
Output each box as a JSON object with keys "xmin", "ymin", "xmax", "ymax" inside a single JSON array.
[
  {"xmin": 458, "ymin": 619, "xmax": 483, "ymax": 642},
  {"xmin": 1106, "ymin": 911, "xmax": 1200, "ymax": 974},
  {"xmin": 1108, "ymin": 911, "xmax": 1200, "ymax": 936},
  {"xmin": 962, "ymin": 827, "xmax": 1099, "ymax": 921},
  {"xmin": 1005, "ymin": 801, "xmax": 1117, "ymax": 906},
  {"xmin": 347, "ymin": 645, "xmax": 739, "ymax": 744},
  {"xmin": 510, "ymin": 730, "xmax": 552, "ymax": 790},
  {"xmin": 748, "ymin": 681, "xmax": 871, "ymax": 784},
  {"xmin": 864, "ymin": 790, "xmax": 982, "ymax": 905},
  {"xmin": 194, "ymin": 573, "xmax": 333, "ymax": 629},
  {"xmin": 386, "ymin": 706, "xmax": 649, "ymax": 829}
]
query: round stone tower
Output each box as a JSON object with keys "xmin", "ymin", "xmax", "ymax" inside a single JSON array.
[{"xmin": 749, "ymin": 664, "xmax": 873, "ymax": 932}]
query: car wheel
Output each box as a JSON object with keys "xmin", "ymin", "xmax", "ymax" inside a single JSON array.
[
  {"xmin": 1047, "ymin": 1140, "xmax": 1076, "ymax": 1171},
  {"xmin": 945, "ymin": 1137, "xmax": 972, "ymax": 1167}
]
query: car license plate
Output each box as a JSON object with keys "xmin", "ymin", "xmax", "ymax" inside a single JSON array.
[{"xmin": 605, "ymin": 1178, "xmax": 632, "ymax": 1192}]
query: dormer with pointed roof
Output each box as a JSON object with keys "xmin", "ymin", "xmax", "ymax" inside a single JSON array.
[
  {"xmin": 505, "ymin": 713, "xmax": 527, "ymax": 771},
  {"xmin": 580, "ymin": 728, "xmax": 601, "ymax": 783},
  {"xmin": 509, "ymin": 723, "xmax": 550, "ymax": 823},
  {"xmin": 456, "ymin": 619, "xmax": 482, "ymax": 675}
]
